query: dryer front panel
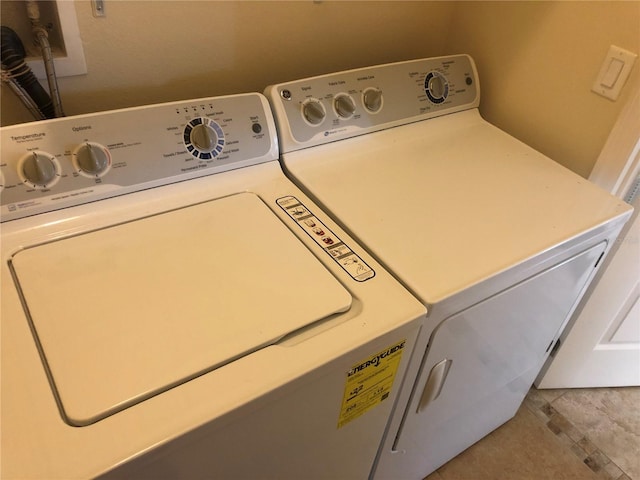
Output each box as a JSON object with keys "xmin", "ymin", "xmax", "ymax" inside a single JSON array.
[{"xmin": 375, "ymin": 241, "xmax": 606, "ymax": 479}]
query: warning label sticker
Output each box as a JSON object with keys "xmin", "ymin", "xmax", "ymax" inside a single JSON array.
[{"xmin": 337, "ymin": 339, "xmax": 406, "ymax": 429}]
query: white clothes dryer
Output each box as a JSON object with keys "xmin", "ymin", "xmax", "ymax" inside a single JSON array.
[
  {"xmin": 265, "ymin": 55, "xmax": 633, "ymax": 479},
  {"xmin": 0, "ymin": 93, "xmax": 427, "ymax": 479}
]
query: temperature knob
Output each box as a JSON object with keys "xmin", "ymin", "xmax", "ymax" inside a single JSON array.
[
  {"xmin": 362, "ymin": 88, "xmax": 383, "ymax": 113},
  {"xmin": 334, "ymin": 94, "xmax": 356, "ymax": 119},
  {"xmin": 18, "ymin": 151, "xmax": 60, "ymax": 188},
  {"xmin": 73, "ymin": 142, "xmax": 111, "ymax": 177},
  {"xmin": 302, "ymin": 99, "xmax": 326, "ymax": 125},
  {"xmin": 184, "ymin": 118, "xmax": 225, "ymax": 160},
  {"xmin": 425, "ymin": 71, "xmax": 449, "ymax": 104}
]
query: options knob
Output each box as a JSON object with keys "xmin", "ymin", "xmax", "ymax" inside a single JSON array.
[
  {"xmin": 19, "ymin": 151, "xmax": 60, "ymax": 188},
  {"xmin": 334, "ymin": 94, "xmax": 356, "ymax": 119},
  {"xmin": 302, "ymin": 99, "xmax": 326, "ymax": 125},
  {"xmin": 362, "ymin": 88, "xmax": 383, "ymax": 113},
  {"xmin": 73, "ymin": 142, "xmax": 111, "ymax": 177}
]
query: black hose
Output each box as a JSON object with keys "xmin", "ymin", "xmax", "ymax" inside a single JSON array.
[{"xmin": 1, "ymin": 26, "xmax": 55, "ymax": 119}]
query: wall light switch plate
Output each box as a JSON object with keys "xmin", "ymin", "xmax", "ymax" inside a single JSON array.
[{"xmin": 592, "ymin": 45, "xmax": 637, "ymax": 101}]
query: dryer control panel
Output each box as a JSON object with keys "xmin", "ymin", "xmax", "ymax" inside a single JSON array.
[
  {"xmin": 265, "ymin": 54, "xmax": 479, "ymax": 152},
  {"xmin": 1, "ymin": 93, "xmax": 278, "ymax": 222}
]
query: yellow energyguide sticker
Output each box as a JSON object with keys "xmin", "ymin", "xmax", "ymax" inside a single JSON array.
[{"xmin": 337, "ymin": 339, "xmax": 406, "ymax": 428}]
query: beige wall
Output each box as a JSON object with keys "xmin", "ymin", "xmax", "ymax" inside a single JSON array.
[
  {"xmin": 447, "ymin": 1, "xmax": 640, "ymax": 178},
  {"xmin": 1, "ymin": 1, "xmax": 454, "ymax": 125},
  {"xmin": 2, "ymin": 1, "xmax": 639, "ymax": 178}
]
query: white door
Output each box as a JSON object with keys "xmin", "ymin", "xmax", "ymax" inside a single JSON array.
[{"xmin": 536, "ymin": 89, "xmax": 640, "ymax": 388}]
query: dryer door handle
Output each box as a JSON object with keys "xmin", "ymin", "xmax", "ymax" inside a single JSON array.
[{"xmin": 417, "ymin": 358, "xmax": 452, "ymax": 413}]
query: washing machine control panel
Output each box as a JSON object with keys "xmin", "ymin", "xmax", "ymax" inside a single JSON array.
[
  {"xmin": 265, "ymin": 54, "xmax": 479, "ymax": 152},
  {"xmin": 1, "ymin": 93, "xmax": 278, "ymax": 222}
]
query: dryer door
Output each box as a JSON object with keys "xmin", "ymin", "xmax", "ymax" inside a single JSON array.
[{"xmin": 376, "ymin": 241, "xmax": 606, "ymax": 480}]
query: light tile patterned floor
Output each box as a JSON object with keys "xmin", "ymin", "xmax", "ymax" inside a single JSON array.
[
  {"xmin": 424, "ymin": 387, "xmax": 639, "ymax": 480},
  {"xmin": 538, "ymin": 388, "xmax": 640, "ymax": 480}
]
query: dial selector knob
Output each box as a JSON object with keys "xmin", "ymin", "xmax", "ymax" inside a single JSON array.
[
  {"xmin": 73, "ymin": 142, "xmax": 111, "ymax": 177},
  {"xmin": 19, "ymin": 151, "xmax": 60, "ymax": 187},
  {"xmin": 425, "ymin": 71, "xmax": 449, "ymax": 104},
  {"xmin": 190, "ymin": 124, "xmax": 217, "ymax": 151},
  {"xmin": 334, "ymin": 94, "xmax": 356, "ymax": 118},
  {"xmin": 362, "ymin": 88, "xmax": 383, "ymax": 113},
  {"xmin": 184, "ymin": 118, "xmax": 225, "ymax": 160},
  {"xmin": 302, "ymin": 99, "xmax": 326, "ymax": 125}
]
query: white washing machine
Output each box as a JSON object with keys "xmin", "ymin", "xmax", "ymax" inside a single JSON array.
[
  {"xmin": 0, "ymin": 93, "xmax": 428, "ymax": 479},
  {"xmin": 265, "ymin": 55, "xmax": 633, "ymax": 479}
]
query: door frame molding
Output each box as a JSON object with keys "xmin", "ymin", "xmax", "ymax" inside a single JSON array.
[{"xmin": 589, "ymin": 86, "xmax": 640, "ymax": 198}]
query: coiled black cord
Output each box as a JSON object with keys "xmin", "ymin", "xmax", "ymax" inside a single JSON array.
[{"xmin": 1, "ymin": 26, "xmax": 55, "ymax": 119}]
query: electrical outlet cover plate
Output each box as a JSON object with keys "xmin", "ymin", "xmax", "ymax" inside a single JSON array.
[{"xmin": 592, "ymin": 45, "xmax": 637, "ymax": 101}]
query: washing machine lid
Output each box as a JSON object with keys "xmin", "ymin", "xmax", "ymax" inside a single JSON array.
[
  {"xmin": 11, "ymin": 192, "xmax": 352, "ymax": 426},
  {"xmin": 282, "ymin": 109, "xmax": 631, "ymax": 303}
]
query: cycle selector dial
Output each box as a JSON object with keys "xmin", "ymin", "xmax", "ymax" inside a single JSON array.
[
  {"xmin": 73, "ymin": 142, "xmax": 111, "ymax": 177},
  {"xmin": 184, "ymin": 118, "xmax": 225, "ymax": 160},
  {"xmin": 334, "ymin": 94, "xmax": 356, "ymax": 118},
  {"xmin": 302, "ymin": 99, "xmax": 326, "ymax": 125},
  {"xmin": 425, "ymin": 71, "xmax": 449, "ymax": 104},
  {"xmin": 362, "ymin": 88, "xmax": 383, "ymax": 113},
  {"xmin": 190, "ymin": 124, "xmax": 217, "ymax": 151},
  {"xmin": 18, "ymin": 151, "xmax": 61, "ymax": 188}
]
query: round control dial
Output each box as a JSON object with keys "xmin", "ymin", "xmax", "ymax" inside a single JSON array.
[
  {"xmin": 184, "ymin": 118, "xmax": 225, "ymax": 160},
  {"xmin": 301, "ymin": 98, "xmax": 326, "ymax": 126},
  {"xmin": 334, "ymin": 94, "xmax": 356, "ymax": 119},
  {"xmin": 18, "ymin": 151, "xmax": 61, "ymax": 189},
  {"xmin": 425, "ymin": 71, "xmax": 449, "ymax": 104},
  {"xmin": 362, "ymin": 88, "xmax": 383, "ymax": 113},
  {"xmin": 73, "ymin": 142, "xmax": 111, "ymax": 178}
]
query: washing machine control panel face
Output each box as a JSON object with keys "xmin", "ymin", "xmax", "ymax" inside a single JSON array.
[
  {"xmin": 267, "ymin": 54, "xmax": 479, "ymax": 150},
  {"xmin": 0, "ymin": 93, "xmax": 277, "ymax": 221}
]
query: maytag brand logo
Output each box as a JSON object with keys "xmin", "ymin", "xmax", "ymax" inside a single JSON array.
[{"xmin": 11, "ymin": 132, "xmax": 46, "ymax": 142}]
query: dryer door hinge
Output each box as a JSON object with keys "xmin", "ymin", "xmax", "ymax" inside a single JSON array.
[{"xmin": 547, "ymin": 338, "xmax": 562, "ymax": 357}]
